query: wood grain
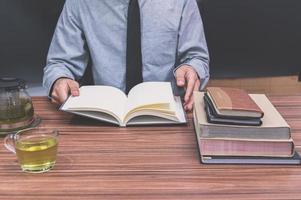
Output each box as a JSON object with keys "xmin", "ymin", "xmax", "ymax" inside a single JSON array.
[
  {"xmin": 0, "ymin": 96, "xmax": 300, "ymax": 200},
  {"xmin": 208, "ymin": 75, "xmax": 301, "ymax": 95}
]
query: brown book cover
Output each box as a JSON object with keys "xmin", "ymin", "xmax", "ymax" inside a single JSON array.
[{"xmin": 207, "ymin": 87, "xmax": 264, "ymax": 118}]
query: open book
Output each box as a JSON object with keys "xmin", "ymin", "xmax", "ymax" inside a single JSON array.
[{"xmin": 60, "ymin": 82, "xmax": 187, "ymax": 127}]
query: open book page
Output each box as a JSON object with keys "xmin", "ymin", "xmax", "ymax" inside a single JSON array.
[
  {"xmin": 124, "ymin": 82, "xmax": 177, "ymax": 122},
  {"xmin": 61, "ymin": 86, "xmax": 127, "ymax": 124},
  {"xmin": 126, "ymin": 96, "xmax": 186, "ymax": 125}
]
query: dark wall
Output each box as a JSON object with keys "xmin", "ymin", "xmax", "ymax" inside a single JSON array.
[
  {"xmin": 0, "ymin": 0, "xmax": 65, "ymax": 83},
  {"xmin": 0, "ymin": 0, "xmax": 300, "ymax": 84},
  {"xmin": 199, "ymin": 0, "xmax": 301, "ymax": 78}
]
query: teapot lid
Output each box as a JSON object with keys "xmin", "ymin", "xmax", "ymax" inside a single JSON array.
[{"xmin": 0, "ymin": 78, "xmax": 26, "ymax": 91}]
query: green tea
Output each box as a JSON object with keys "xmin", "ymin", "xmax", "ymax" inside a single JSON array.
[
  {"xmin": 0, "ymin": 98, "xmax": 34, "ymax": 125},
  {"xmin": 15, "ymin": 136, "xmax": 58, "ymax": 173}
]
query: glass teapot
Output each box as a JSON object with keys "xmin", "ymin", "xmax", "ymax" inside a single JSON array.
[{"xmin": 0, "ymin": 78, "xmax": 34, "ymax": 131}]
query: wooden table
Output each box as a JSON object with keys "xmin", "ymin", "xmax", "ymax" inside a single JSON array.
[{"xmin": 0, "ymin": 96, "xmax": 300, "ymax": 199}]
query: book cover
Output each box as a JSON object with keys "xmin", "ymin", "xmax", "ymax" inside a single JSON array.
[
  {"xmin": 200, "ymin": 152, "xmax": 301, "ymax": 165},
  {"xmin": 207, "ymin": 87, "xmax": 264, "ymax": 118},
  {"xmin": 193, "ymin": 92, "xmax": 291, "ymax": 140},
  {"xmin": 204, "ymin": 94, "xmax": 262, "ymax": 126},
  {"xmin": 193, "ymin": 109, "xmax": 300, "ymax": 165},
  {"xmin": 199, "ymin": 138, "xmax": 294, "ymax": 157}
]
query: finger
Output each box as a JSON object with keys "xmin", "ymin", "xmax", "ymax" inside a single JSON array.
[
  {"xmin": 51, "ymin": 78, "xmax": 71, "ymax": 105},
  {"xmin": 51, "ymin": 98, "xmax": 60, "ymax": 105},
  {"xmin": 184, "ymin": 75, "xmax": 196, "ymax": 103},
  {"xmin": 51, "ymin": 91, "xmax": 58, "ymax": 100},
  {"xmin": 51, "ymin": 91, "xmax": 62, "ymax": 103},
  {"xmin": 184, "ymin": 79, "xmax": 201, "ymax": 111},
  {"xmin": 194, "ymin": 79, "xmax": 201, "ymax": 92},
  {"xmin": 68, "ymin": 81, "xmax": 80, "ymax": 96},
  {"xmin": 175, "ymin": 69, "xmax": 186, "ymax": 87},
  {"xmin": 185, "ymin": 96, "xmax": 194, "ymax": 111},
  {"xmin": 57, "ymin": 85, "xmax": 70, "ymax": 104}
]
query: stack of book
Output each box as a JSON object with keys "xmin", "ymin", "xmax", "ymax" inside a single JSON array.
[
  {"xmin": 193, "ymin": 87, "xmax": 301, "ymax": 164},
  {"xmin": 204, "ymin": 87, "xmax": 264, "ymax": 126}
]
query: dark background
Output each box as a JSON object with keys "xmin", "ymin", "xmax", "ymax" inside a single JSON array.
[
  {"xmin": 0, "ymin": 0, "xmax": 300, "ymax": 85},
  {"xmin": 200, "ymin": 0, "xmax": 301, "ymax": 78},
  {"xmin": 0, "ymin": 0, "xmax": 65, "ymax": 84}
]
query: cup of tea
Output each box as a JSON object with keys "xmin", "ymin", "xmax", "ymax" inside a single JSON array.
[{"xmin": 4, "ymin": 128, "xmax": 59, "ymax": 173}]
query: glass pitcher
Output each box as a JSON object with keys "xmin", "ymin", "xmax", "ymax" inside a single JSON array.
[{"xmin": 0, "ymin": 78, "xmax": 34, "ymax": 131}]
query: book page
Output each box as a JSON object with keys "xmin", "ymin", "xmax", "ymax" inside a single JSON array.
[
  {"xmin": 126, "ymin": 96, "xmax": 186, "ymax": 124},
  {"xmin": 61, "ymin": 86, "xmax": 127, "ymax": 123},
  {"xmin": 125, "ymin": 82, "xmax": 176, "ymax": 118}
]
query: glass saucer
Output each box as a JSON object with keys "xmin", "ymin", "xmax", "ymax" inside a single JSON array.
[{"xmin": 0, "ymin": 115, "xmax": 42, "ymax": 135}]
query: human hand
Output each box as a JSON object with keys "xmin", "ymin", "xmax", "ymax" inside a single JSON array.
[
  {"xmin": 51, "ymin": 78, "xmax": 80, "ymax": 105},
  {"xmin": 175, "ymin": 65, "xmax": 201, "ymax": 111}
]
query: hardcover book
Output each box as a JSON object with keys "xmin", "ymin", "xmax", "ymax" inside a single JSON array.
[
  {"xmin": 61, "ymin": 82, "xmax": 187, "ymax": 127},
  {"xmin": 193, "ymin": 109, "xmax": 301, "ymax": 165},
  {"xmin": 199, "ymin": 138, "xmax": 294, "ymax": 157},
  {"xmin": 193, "ymin": 92, "xmax": 291, "ymax": 140},
  {"xmin": 206, "ymin": 87, "xmax": 264, "ymax": 118},
  {"xmin": 204, "ymin": 94, "xmax": 262, "ymax": 126},
  {"xmin": 200, "ymin": 153, "xmax": 301, "ymax": 165}
]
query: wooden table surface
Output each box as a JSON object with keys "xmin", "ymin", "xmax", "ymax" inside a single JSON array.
[{"xmin": 0, "ymin": 96, "xmax": 300, "ymax": 200}]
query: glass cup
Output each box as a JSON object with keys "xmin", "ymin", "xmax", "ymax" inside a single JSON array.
[{"xmin": 4, "ymin": 128, "xmax": 59, "ymax": 173}]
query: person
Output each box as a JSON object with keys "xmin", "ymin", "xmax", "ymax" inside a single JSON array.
[{"xmin": 43, "ymin": 0, "xmax": 209, "ymax": 111}]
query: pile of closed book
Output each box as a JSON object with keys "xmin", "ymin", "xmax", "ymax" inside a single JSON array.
[{"xmin": 193, "ymin": 87, "xmax": 301, "ymax": 164}]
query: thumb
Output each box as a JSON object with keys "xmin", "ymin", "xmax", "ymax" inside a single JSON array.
[
  {"xmin": 67, "ymin": 80, "xmax": 80, "ymax": 97},
  {"xmin": 176, "ymin": 68, "xmax": 186, "ymax": 87}
]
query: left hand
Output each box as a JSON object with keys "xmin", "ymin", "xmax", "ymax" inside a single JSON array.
[{"xmin": 175, "ymin": 65, "xmax": 201, "ymax": 111}]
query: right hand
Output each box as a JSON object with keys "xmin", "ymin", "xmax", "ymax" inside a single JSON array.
[{"xmin": 51, "ymin": 78, "xmax": 80, "ymax": 105}]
